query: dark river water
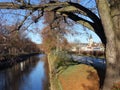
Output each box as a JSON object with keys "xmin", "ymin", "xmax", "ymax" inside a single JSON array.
[
  {"xmin": 0, "ymin": 54, "xmax": 106, "ymax": 90},
  {"xmin": 0, "ymin": 54, "xmax": 49, "ymax": 90}
]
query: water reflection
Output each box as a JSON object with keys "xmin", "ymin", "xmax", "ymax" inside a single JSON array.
[
  {"xmin": 20, "ymin": 62, "xmax": 24, "ymax": 71},
  {"xmin": 0, "ymin": 54, "xmax": 49, "ymax": 90}
]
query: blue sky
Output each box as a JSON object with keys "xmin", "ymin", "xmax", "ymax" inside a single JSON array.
[
  {"xmin": 24, "ymin": 0, "xmax": 101, "ymax": 44},
  {"xmin": 66, "ymin": 24, "xmax": 101, "ymax": 43},
  {"xmin": 25, "ymin": 17, "xmax": 45, "ymax": 44},
  {"xmin": 0, "ymin": 0, "xmax": 101, "ymax": 44},
  {"xmin": 26, "ymin": 22, "xmax": 101, "ymax": 44}
]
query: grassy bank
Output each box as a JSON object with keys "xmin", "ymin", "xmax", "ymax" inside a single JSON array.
[
  {"xmin": 48, "ymin": 50, "xmax": 72, "ymax": 90},
  {"xmin": 48, "ymin": 50, "xmax": 99, "ymax": 90}
]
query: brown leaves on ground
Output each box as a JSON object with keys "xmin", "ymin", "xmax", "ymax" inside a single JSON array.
[
  {"xmin": 111, "ymin": 81, "xmax": 120, "ymax": 90},
  {"xmin": 58, "ymin": 64, "xmax": 99, "ymax": 90}
]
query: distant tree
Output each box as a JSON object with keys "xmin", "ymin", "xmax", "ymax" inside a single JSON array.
[
  {"xmin": 61, "ymin": 38, "xmax": 70, "ymax": 51},
  {"xmin": 0, "ymin": 24, "xmax": 40, "ymax": 54},
  {"xmin": 40, "ymin": 26, "xmax": 57, "ymax": 53},
  {"xmin": 40, "ymin": 11, "xmax": 71, "ymax": 53}
]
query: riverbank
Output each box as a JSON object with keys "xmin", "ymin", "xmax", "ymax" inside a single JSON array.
[
  {"xmin": 47, "ymin": 51, "xmax": 100, "ymax": 90},
  {"xmin": 0, "ymin": 53, "xmax": 40, "ymax": 70}
]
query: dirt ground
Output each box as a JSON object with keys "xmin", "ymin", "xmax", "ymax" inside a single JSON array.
[{"xmin": 58, "ymin": 64, "xmax": 99, "ymax": 90}]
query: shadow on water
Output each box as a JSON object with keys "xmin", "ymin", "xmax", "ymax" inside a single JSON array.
[
  {"xmin": 89, "ymin": 58, "xmax": 106, "ymax": 89},
  {"xmin": 0, "ymin": 54, "xmax": 49, "ymax": 90}
]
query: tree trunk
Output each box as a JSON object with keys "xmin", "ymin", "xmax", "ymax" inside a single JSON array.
[
  {"xmin": 111, "ymin": 0, "xmax": 120, "ymax": 87},
  {"xmin": 96, "ymin": 0, "xmax": 120, "ymax": 90}
]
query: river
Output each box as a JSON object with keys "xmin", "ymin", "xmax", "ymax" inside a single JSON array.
[{"xmin": 0, "ymin": 54, "xmax": 49, "ymax": 90}]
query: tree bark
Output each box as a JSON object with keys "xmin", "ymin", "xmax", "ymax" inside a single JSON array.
[
  {"xmin": 96, "ymin": 0, "xmax": 120, "ymax": 90},
  {"xmin": 111, "ymin": 0, "xmax": 120, "ymax": 87}
]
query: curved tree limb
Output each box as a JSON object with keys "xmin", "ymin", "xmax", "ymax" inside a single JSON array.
[
  {"xmin": 0, "ymin": 1, "xmax": 106, "ymax": 44},
  {"xmin": 62, "ymin": 12, "xmax": 94, "ymax": 30},
  {"xmin": 67, "ymin": 2, "xmax": 106, "ymax": 44}
]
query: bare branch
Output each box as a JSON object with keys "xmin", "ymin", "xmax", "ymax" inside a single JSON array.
[
  {"xmin": 9, "ymin": 10, "xmax": 34, "ymax": 33},
  {"xmin": 0, "ymin": 1, "xmax": 106, "ymax": 44}
]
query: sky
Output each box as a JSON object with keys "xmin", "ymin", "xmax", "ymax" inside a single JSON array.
[
  {"xmin": 19, "ymin": 0, "xmax": 101, "ymax": 44},
  {"xmin": 25, "ymin": 17, "xmax": 45, "ymax": 44},
  {"xmin": 24, "ymin": 0, "xmax": 101, "ymax": 44},
  {"xmin": 0, "ymin": 0, "xmax": 101, "ymax": 44},
  {"xmin": 66, "ymin": 24, "xmax": 101, "ymax": 43},
  {"xmin": 25, "ymin": 21, "xmax": 101, "ymax": 44}
]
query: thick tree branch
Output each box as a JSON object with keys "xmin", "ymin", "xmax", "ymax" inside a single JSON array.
[
  {"xmin": 63, "ymin": 12, "xmax": 94, "ymax": 30},
  {"xmin": 0, "ymin": 2, "xmax": 68, "ymax": 10},
  {"xmin": 0, "ymin": 1, "xmax": 106, "ymax": 44},
  {"xmin": 68, "ymin": 2, "xmax": 100, "ymax": 23},
  {"xmin": 67, "ymin": 2, "xmax": 106, "ymax": 44}
]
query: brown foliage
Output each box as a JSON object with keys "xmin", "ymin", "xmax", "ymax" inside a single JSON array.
[
  {"xmin": 40, "ymin": 24, "xmax": 71, "ymax": 53},
  {"xmin": 44, "ymin": 11, "xmax": 55, "ymax": 24},
  {"xmin": 40, "ymin": 26, "xmax": 57, "ymax": 53},
  {"xmin": 41, "ymin": 11, "xmax": 71, "ymax": 53},
  {"xmin": 0, "ymin": 25, "xmax": 40, "ymax": 54},
  {"xmin": 111, "ymin": 81, "xmax": 120, "ymax": 90}
]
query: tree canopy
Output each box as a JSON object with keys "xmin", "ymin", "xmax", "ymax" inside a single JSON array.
[{"xmin": 0, "ymin": 0, "xmax": 106, "ymax": 45}]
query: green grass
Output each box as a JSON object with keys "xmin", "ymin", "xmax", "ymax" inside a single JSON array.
[
  {"xmin": 48, "ymin": 50, "xmax": 99, "ymax": 90},
  {"xmin": 48, "ymin": 50, "xmax": 75, "ymax": 90},
  {"xmin": 58, "ymin": 64, "xmax": 95, "ymax": 78},
  {"xmin": 48, "ymin": 50, "xmax": 72, "ymax": 73}
]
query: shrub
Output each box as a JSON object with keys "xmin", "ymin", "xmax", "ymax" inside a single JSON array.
[{"xmin": 48, "ymin": 50, "xmax": 71, "ymax": 74}]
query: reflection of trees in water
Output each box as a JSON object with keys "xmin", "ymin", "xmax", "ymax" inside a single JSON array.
[
  {"xmin": 0, "ymin": 55, "xmax": 41, "ymax": 90},
  {"xmin": 42, "ymin": 55, "xmax": 50, "ymax": 90}
]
